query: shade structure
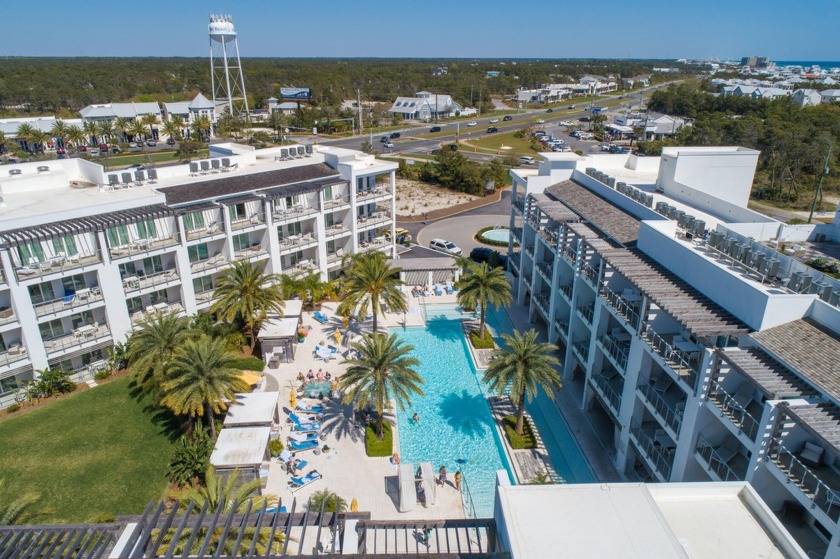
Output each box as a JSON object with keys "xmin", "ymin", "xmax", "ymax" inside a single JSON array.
[{"xmin": 239, "ymin": 370, "xmax": 263, "ymax": 386}]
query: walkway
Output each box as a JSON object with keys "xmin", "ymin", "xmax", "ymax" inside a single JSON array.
[{"xmin": 416, "ymin": 214, "xmax": 510, "ymax": 255}]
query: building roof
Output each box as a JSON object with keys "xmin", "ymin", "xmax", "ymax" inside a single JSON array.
[
  {"xmin": 163, "ymin": 101, "xmax": 190, "ymax": 115},
  {"xmin": 718, "ymin": 347, "xmax": 818, "ymax": 400},
  {"xmin": 283, "ymin": 299, "xmax": 303, "ymax": 318},
  {"xmin": 79, "ymin": 102, "xmax": 161, "ymax": 119},
  {"xmin": 223, "ymin": 392, "xmax": 279, "ymax": 427},
  {"xmin": 189, "ymin": 92, "xmax": 214, "ymax": 110},
  {"xmin": 529, "ymin": 193, "xmax": 579, "ymax": 223},
  {"xmin": 210, "ymin": 426, "xmax": 270, "ymax": 468},
  {"xmin": 753, "ymin": 318, "xmax": 840, "ymax": 403},
  {"xmin": 546, "ymin": 180, "xmax": 641, "ymax": 245},
  {"xmin": 157, "ymin": 163, "xmax": 340, "ymax": 205},
  {"xmin": 258, "ymin": 316, "xmax": 300, "ymax": 339},
  {"xmin": 599, "ymin": 248, "xmax": 749, "ymax": 337},
  {"xmin": 387, "ymin": 257, "xmax": 457, "ymax": 271},
  {"xmin": 782, "ymin": 403, "xmax": 840, "ymax": 454}
]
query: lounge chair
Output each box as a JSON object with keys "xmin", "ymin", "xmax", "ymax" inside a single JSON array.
[
  {"xmin": 434, "ymin": 284, "xmax": 443, "ymax": 296},
  {"xmin": 288, "ymin": 470, "xmax": 322, "ymax": 492},
  {"xmin": 800, "ymin": 441, "xmax": 825, "ymax": 468},
  {"xmin": 289, "ymin": 431, "xmax": 318, "ymax": 443},
  {"xmin": 446, "ymin": 282, "xmax": 454, "ymax": 294},
  {"xmin": 313, "ymin": 310, "xmax": 329, "ymax": 324},
  {"xmin": 715, "ymin": 438, "xmax": 741, "ymax": 464},
  {"xmin": 62, "ymin": 292, "xmax": 76, "ymax": 305},
  {"xmin": 289, "ymin": 439, "xmax": 320, "ymax": 453},
  {"xmin": 289, "ymin": 412, "xmax": 322, "ymax": 433},
  {"xmin": 296, "ymin": 402, "xmax": 325, "ymax": 414}
]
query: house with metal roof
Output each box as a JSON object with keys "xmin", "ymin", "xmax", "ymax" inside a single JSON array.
[
  {"xmin": 162, "ymin": 92, "xmax": 217, "ymax": 137},
  {"xmin": 79, "ymin": 102, "xmax": 162, "ymax": 122},
  {"xmin": 387, "ymin": 91, "xmax": 464, "ymax": 121}
]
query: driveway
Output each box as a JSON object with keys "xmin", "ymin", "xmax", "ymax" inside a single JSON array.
[{"xmin": 416, "ymin": 214, "xmax": 510, "ymax": 256}]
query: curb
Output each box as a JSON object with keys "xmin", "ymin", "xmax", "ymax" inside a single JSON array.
[{"xmin": 397, "ymin": 186, "xmax": 509, "ymax": 223}]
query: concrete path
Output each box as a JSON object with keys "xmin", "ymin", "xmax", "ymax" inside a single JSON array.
[{"xmin": 416, "ymin": 214, "xmax": 510, "ymax": 255}]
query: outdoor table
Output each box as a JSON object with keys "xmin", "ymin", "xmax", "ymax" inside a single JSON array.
[
  {"xmin": 122, "ymin": 276, "xmax": 139, "ymax": 288},
  {"xmin": 75, "ymin": 324, "xmax": 97, "ymax": 338}
]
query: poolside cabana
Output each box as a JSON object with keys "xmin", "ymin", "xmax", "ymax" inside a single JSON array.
[
  {"xmin": 210, "ymin": 426, "xmax": 271, "ymax": 491},
  {"xmin": 259, "ymin": 316, "xmax": 299, "ymax": 365},
  {"xmin": 389, "ymin": 257, "xmax": 460, "ymax": 286},
  {"xmin": 223, "ymin": 391, "xmax": 280, "ymax": 428}
]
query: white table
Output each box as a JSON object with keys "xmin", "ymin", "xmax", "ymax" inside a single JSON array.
[
  {"xmin": 674, "ymin": 339, "xmax": 699, "ymax": 353},
  {"xmin": 622, "ymin": 291, "xmax": 642, "ymax": 303},
  {"xmin": 122, "ymin": 276, "xmax": 139, "ymax": 289},
  {"xmin": 76, "ymin": 288, "xmax": 91, "ymax": 301},
  {"xmin": 149, "ymin": 302, "xmax": 170, "ymax": 313},
  {"xmin": 75, "ymin": 324, "xmax": 97, "ymax": 338}
]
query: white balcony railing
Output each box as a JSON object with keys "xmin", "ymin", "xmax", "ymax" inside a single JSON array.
[
  {"xmin": 33, "ymin": 287, "xmax": 104, "ymax": 318},
  {"xmin": 43, "ymin": 324, "xmax": 111, "ymax": 355},
  {"xmin": 14, "ymin": 251, "xmax": 103, "ymax": 281},
  {"xmin": 122, "ymin": 269, "xmax": 179, "ymax": 294},
  {"xmin": 109, "ymin": 237, "xmax": 179, "ymax": 260}
]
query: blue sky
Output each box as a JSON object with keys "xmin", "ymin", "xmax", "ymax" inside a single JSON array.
[{"xmin": 2, "ymin": 0, "xmax": 838, "ymax": 60}]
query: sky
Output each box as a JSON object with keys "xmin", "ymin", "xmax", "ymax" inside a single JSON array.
[{"xmin": 2, "ymin": 0, "xmax": 839, "ymax": 61}]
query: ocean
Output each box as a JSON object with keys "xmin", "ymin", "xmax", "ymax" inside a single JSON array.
[{"xmin": 774, "ymin": 60, "xmax": 840, "ymax": 68}]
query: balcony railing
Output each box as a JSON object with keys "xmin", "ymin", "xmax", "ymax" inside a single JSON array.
[
  {"xmin": 360, "ymin": 236, "xmax": 391, "ymax": 251},
  {"xmin": 0, "ymin": 348, "xmax": 29, "ymax": 369},
  {"xmin": 537, "ymin": 261, "xmax": 553, "ymax": 280},
  {"xmin": 131, "ymin": 302, "xmax": 185, "ymax": 323},
  {"xmin": 524, "ymin": 245, "xmax": 535, "ymax": 259},
  {"xmin": 109, "ymin": 237, "xmax": 179, "ymax": 260},
  {"xmin": 285, "ymin": 259, "xmax": 318, "ymax": 278},
  {"xmin": 768, "ymin": 440, "xmax": 840, "ymax": 521},
  {"xmin": 356, "ymin": 211, "xmax": 392, "ymax": 229},
  {"xmin": 33, "ymin": 287, "xmax": 104, "ymax": 318},
  {"xmin": 534, "ymin": 292, "xmax": 550, "ymax": 313},
  {"xmin": 279, "ymin": 233, "xmax": 317, "ymax": 253},
  {"xmin": 230, "ymin": 213, "xmax": 266, "ymax": 231},
  {"xmin": 559, "ymin": 282, "xmax": 573, "ymax": 301},
  {"xmin": 539, "ymin": 229, "xmax": 558, "ymax": 250},
  {"xmin": 327, "ymin": 250, "xmax": 346, "ymax": 266},
  {"xmin": 123, "ymin": 269, "xmax": 179, "ymax": 294},
  {"xmin": 190, "ymin": 254, "xmax": 229, "ymax": 275},
  {"xmin": 0, "ymin": 307, "xmax": 16, "ymax": 326},
  {"xmin": 273, "ymin": 205, "xmax": 318, "ymax": 223},
  {"xmin": 598, "ymin": 333, "xmax": 629, "ymax": 370},
  {"xmin": 523, "ymin": 273, "xmax": 532, "ymax": 287},
  {"xmin": 325, "ymin": 223, "xmax": 349, "ymax": 237},
  {"xmin": 561, "ymin": 243, "xmax": 576, "ymax": 264},
  {"xmin": 696, "ymin": 433, "xmax": 743, "ymax": 481},
  {"xmin": 356, "ymin": 188, "xmax": 390, "ymax": 202},
  {"xmin": 14, "ymin": 250, "xmax": 103, "ymax": 281},
  {"xmin": 554, "ymin": 318, "xmax": 569, "ymax": 339},
  {"xmin": 323, "ymin": 195, "xmax": 351, "ymax": 210},
  {"xmin": 577, "ymin": 303, "xmax": 594, "ymax": 325},
  {"xmin": 185, "ymin": 222, "xmax": 223, "ymax": 241},
  {"xmin": 642, "ymin": 324, "xmax": 699, "ymax": 391},
  {"xmin": 630, "ymin": 419, "xmax": 674, "ymax": 480},
  {"xmin": 43, "ymin": 324, "xmax": 111, "ymax": 355},
  {"xmin": 233, "ymin": 245, "xmax": 268, "ymax": 262},
  {"xmin": 513, "ymin": 198, "xmax": 525, "ymax": 213},
  {"xmin": 511, "ymin": 228, "xmax": 522, "ymax": 244},
  {"xmin": 573, "ymin": 336, "xmax": 589, "ymax": 362},
  {"xmin": 592, "ymin": 374, "xmax": 623, "ymax": 415},
  {"xmin": 600, "ymin": 284, "xmax": 640, "ymax": 329},
  {"xmin": 581, "ymin": 261, "xmax": 599, "ymax": 286},
  {"xmin": 638, "ymin": 380, "xmax": 684, "ymax": 436},
  {"xmin": 708, "ymin": 380, "xmax": 760, "ymax": 441}
]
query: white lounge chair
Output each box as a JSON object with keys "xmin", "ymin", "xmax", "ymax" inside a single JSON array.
[{"xmin": 800, "ymin": 441, "xmax": 825, "ymax": 468}]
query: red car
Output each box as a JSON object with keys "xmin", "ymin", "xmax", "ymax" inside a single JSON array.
[
  {"xmin": 77, "ymin": 145, "xmax": 87, "ymax": 152},
  {"xmin": 99, "ymin": 143, "xmax": 108, "ymax": 151}
]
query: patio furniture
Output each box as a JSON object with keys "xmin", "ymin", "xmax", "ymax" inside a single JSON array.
[
  {"xmin": 313, "ymin": 311, "xmax": 329, "ymax": 324},
  {"xmin": 715, "ymin": 438, "xmax": 741, "ymax": 464},
  {"xmin": 731, "ymin": 384, "xmax": 755, "ymax": 408},
  {"xmin": 800, "ymin": 441, "xmax": 825, "ymax": 468},
  {"xmin": 62, "ymin": 292, "xmax": 76, "ymax": 306},
  {"xmin": 288, "ymin": 470, "xmax": 322, "ymax": 492},
  {"xmin": 651, "ymin": 375, "xmax": 672, "ymax": 395},
  {"xmin": 289, "ymin": 439, "xmax": 319, "ymax": 453},
  {"xmin": 289, "ymin": 431, "xmax": 318, "ymax": 444},
  {"xmin": 296, "ymin": 401, "xmax": 324, "ymax": 414}
]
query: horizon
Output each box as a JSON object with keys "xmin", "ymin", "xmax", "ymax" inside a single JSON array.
[{"xmin": 2, "ymin": 0, "xmax": 838, "ymax": 60}]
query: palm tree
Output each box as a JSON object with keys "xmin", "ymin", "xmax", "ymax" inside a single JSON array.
[
  {"xmin": 483, "ymin": 329, "xmax": 561, "ymax": 436},
  {"xmin": 141, "ymin": 113, "xmax": 159, "ymax": 140},
  {"xmin": 0, "ymin": 131, "xmax": 10, "ymax": 155},
  {"xmin": 96, "ymin": 120, "xmax": 115, "ymax": 144},
  {"xmin": 160, "ymin": 335, "xmax": 248, "ymax": 438},
  {"xmin": 113, "ymin": 117, "xmax": 130, "ymax": 143},
  {"xmin": 309, "ymin": 489, "xmax": 347, "ymax": 512},
  {"xmin": 456, "ymin": 262, "xmax": 512, "ymax": 339},
  {"xmin": 29, "ymin": 130, "xmax": 52, "ymax": 152},
  {"xmin": 210, "ymin": 261, "xmax": 285, "ymax": 349},
  {"xmin": 15, "ymin": 123, "xmax": 35, "ymax": 145},
  {"xmin": 162, "ymin": 119, "xmax": 182, "ymax": 143},
  {"xmin": 49, "ymin": 119, "xmax": 68, "ymax": 149},
  {"xmin": 128, "ymin": 119, "xmax": 146, "ymax": 144},
  {"xmin": 126, "ymin": 311, "xmax": 193, "ymax": 400},
  {"xmin": 340, "ymin": 333, "xmax": 423, "ymax": 440},
  {"xmin": 337, "ymin": 251, "xmax": 406, "ymax": 334},
  {"xmin": 191, "ymin": 115, "xmax": 212, "ymax": 141},
  {"xmin": 82, "ymin": 120, "xmax": 99, "ymax": 146},
  {"xmin": 169, "ymin": 467, "xmax": 273, "ymax": 513},
  {"xmin": 0, "ymin": 478, "xmax": 39, "ymax": 524},
  {"xmin": 268, "ymin": 111, "xmax": 285, "ymax": 141},
  {"xmin": 65, "ymin": 125, "xmax": 85, "ymax": 149},
  {"xmin": 281, "ymin": 273, "xmax": 338, "ymax": 310}
]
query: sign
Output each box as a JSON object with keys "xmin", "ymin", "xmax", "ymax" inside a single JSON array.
[{"xmin": 281, "ymin": 88, "xmax": 311, "ymax": 100}]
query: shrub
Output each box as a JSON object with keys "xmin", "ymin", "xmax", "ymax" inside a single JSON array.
[
  {"xmin": 92, "ymin": 513, "xmax": 116, "ymax": 523},
  {"xmin": 94, "ymin": 369, "xmax": 111, "ymax": 381},
  {"xmin": 6, "ymin": 403, "xmax": 20, "ymax": 414},
  {"xmin": 469, "ymin": 329, "xmax": 495, "ymax": 349},
  {"xmin": 309, "ymin": 489, "xmax": 347, "ymax": 512},
  {"xmin": 268, "ymin": 438, "xmax": 284, "ymax": 457},
  {"xmin": 502, "ymin": 415, "xmax": 537, "ymax": 449},
  {"xmin": 229, "ymin": 357, "xmax": 265, "ymax": 371},
  {"xmin": 365, "ymin": 421, "xmax": 393, "ymax": 457},
  {"xmin": 168, "ymin": 426, "xmax": 212, "ymax": 487},
  {"xmin": 475, "ymin": 226, "xmax": 514, "ymax": 247}
]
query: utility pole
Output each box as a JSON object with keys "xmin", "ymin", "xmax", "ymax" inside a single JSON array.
[
  {"xmin": 809, "ymin": 142, "xmax": 833, "ymax": 223},
  {"xmin": 357, "ymin": 89, "xmax": 363, "ymax": 136}
]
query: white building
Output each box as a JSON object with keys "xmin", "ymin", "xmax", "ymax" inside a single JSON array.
[
  {"xmin": 508, "ymin": 147, "xmax": 840, "ymax": 557},
  {"xmin": 162, "ymin": 92, "xmax": 217, "ymax": 137},
  {"xmin": 0, "ymin": 143, "xmax": 397, "ymax": 401},
  {"xmin": 793, "ymin": 89, "xmax": 823, "ymax": 107},
  {"xmin": 79, "ymin": 102, "xmax": 162, "ymax": 124},
  {"xmin": 388, "ymin": 91, "xmax": 464, "ymax": 121},
  {"xmin": 578, "ymin": 75, "xmax": 618, "ymax": 94},
  {"xmin": 266, "ymin": 98, "xmax": 300, "ymax": 115},
  {"xmin": 0, "ymin": 116, "xmax": 84, "ymax": 152}
]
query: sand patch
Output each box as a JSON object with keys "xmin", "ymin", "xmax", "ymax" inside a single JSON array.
[{"xmin": 394, "ymin": 178, "xmax": 478, "ymax": 217}]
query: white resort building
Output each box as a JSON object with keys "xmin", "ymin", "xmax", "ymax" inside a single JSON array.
[
  {"xmin": 507, "ymin": 146, "xmax": 840, "ymax": 557},
  {"xmin": 0, "ymin": 143, "xmax": 397, "ymax": 402}
]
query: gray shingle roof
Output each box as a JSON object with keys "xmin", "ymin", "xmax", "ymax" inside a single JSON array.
[
  {"xmin": 545, "ymin": 180, "xmax": 640, "ymax": 245},
  {"xmin": 753, "ymin": 318, "xmax": 840, "ymax": 403},
  {"xmin": 782, "ymin": 403, "xmax": 840, "ymax": 454},
  {"xmin": 718, "ymin": 347, "xmax": 818, "ymax": 399}
]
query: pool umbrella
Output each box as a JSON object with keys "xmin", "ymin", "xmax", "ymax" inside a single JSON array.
[
  {"xmin": 334, "ymin": 329, "xmax": 343, "ymax": 345},
  {"xmin": 350, "ymin": 498, "xmax": 358, "ymax": 512},
  {"xmin": 342, "ymin": 315, "xmax": 349, "ymax": 329},
  {"xmin": 289, "ymin": 390, "xmax": 297, "ymax": 409},
  {"xmin": 238, "ymin": 370, "xmax": 262, "ymax": 387}
]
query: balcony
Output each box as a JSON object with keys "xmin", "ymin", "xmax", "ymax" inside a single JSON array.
[
  {"xmin": 539, "ymin": 229, "xmax": 558, "ymax": 251},
  {"xmin": 15, "ymin": 251, "xmax": 103, "ymax": 282},
  {"xmin": 44, "ymin": 324, "xmax": 111, "ymax": 356},
  {"xmin": 537, "ymin": 261, "xmax": 553, "ymax": 280},
  {"xmin": 131, "ymin": 302, "xmax": 185, "ymax": 324},
  {"xmin": 600, "ymin": 284, "xmax": 641, "ymax": 330},
  {"xmin": 190, "ymin": 254, "xmax": 229, "ymax": 275},
  {"xmin": 0, "ymin": 347, "xmax": 29, "ymax": 369},
  {"xmin": 512, "ymin": 197, "xmax": 525, "ymax": 213},
  {"xmin": 554, "ymin": 318, "xmax": 569, "ymax": 340},
  {"xmin": 356, "ymin": 211, "xmax": 392, "ymax": 231},
  {"xmin": 561, "ymin": 243, "xmax": 576, "ymax": 264},
  {"xmin": 768, "ymin": 440, "xmax": 840, "ymax": 522},
  {"xmin": 630, "ymin": 419, "xmax": 675, "ymax": 481},
  {"xmin": 695, "ymin": 433, "xmax": 748, "ymax": 481},
  {"xmin": 273, "ymin": 205, "xmax": 318, "ymax": 224},
  {"xmin": 109, "ymin": 237, "xmax": 179, "ymax": 260},
  {"xmin": 638, "ymin": 380, "xmax": 684, "ymax": 437},
  {"xmin": 123, "ymin": 269, "xmax": 179, "ymax": 294},
  {"xmin": 572, "ymin": 335, "xmax": 590, "ymax": 362},
  {"xmin": 323, "ymin": 195, "xmax": 351, "ymax": 211},
  {"xmin": 195, "ymin": 291, "xmax": 214, "ymax": 308},
  {"xmin": 708, "ymin": 380, "xmax": 761, "ymax": 441},
  {"xmin": 33, "ymin": 287, "xmax": 104, "ymax": 318},
  {"xmin": 325, "ymin": 223, "xmax": 350, "ymax": 238},
  {"xmin": 597, "ymin": 333, "xmax": 629, "ymax": 370},
  {"xmin": 327, "ymin": 249, "xmax": 346, "ymax": 267},
  {"xmin": 577, "ymin": 303, "xmax": 594, "ymax": 325},
  {"xmin": 591, "ymin": 372, "xmax": 623, "ymax": 417},
  {"xmin": 185, "ymin": 222, "xmax": 223, "ymax": 241},
  {"xmin": 642, "ymin": 324, "xmax": 700, "ymax": 392},
  {"xmin": 230, "ymin": 212, "xmax": 266, "ymax": 232},
  {"xmin": 524, "ymin": 245, "xmax": 535, "ymax": 259},
  {"xmin": 279, "ymin": 233, "xmax": 317, "ymax": 254},
  {"xmin": 559, "ymin": 282, "xmax": 573, "ymax": 302},
  {"xmin": 522, "ymin": 272, "xmax": 532, "ymax": 287},
  {"xmin": 356, "ymin": 187, "xmax": 390, "ymax": 203},
  {"xmin": 580, "ymin": 261, "xmax": 599, "ymax": 287},
  {"xmin": 0, "ymin": 307, "xmax": 17, "ymax": 327},
  {"xmin": 360, "ymin": 236, "xmax": 391, "ymax": 252},
  {"xmin": 511, "ymin": 227, "xmax": 522, "ymax": 245},
  {"xmin": 233, "ymin": 245, "xmax": 268, "ymax": 262},
  {"xmin": 285, "ymin": 259, "xmax": 318, "ymax": 278},
  {"xmin": 534, "ymin": 292, "xmax": 550, "ymax": 314}
]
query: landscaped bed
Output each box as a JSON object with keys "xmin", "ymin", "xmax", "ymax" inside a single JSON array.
[
  {"xmin": 365, "ymin": 421, "xmax": 393, "ymax": 457},
  {"xmin": 0, "ymin": 376, "xmax": 176, "ymax": 523},
  {"xmin": 502, "ymin": 415, "xmax": 537, "ymax": 449}
]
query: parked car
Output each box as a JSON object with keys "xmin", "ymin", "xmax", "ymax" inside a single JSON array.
[
  {"xmin": 128, "ymin": 164, "xmax": 145, "ymax": 171},
  {"xmin": 384, "ymin": 141, "xmax": 395, "ymax": 148},
  {"xmin": 146, "ymin": 140, "xmax": 157, "ymax": 147},
  {"xmin": 487, "ymin": 127, "xmax": 499, "ymax": 133},
  {"xmin": 470, "ymin": 247, "xmax": 507, "ymax": 267},
  {"xmin": 429, "ymin": 126, "xmax": 441, "ymax": 133},
  {"xmin": 568, "ymin": 104, "xmax": 577, "ymax": 109},
  {"xmin": 447, "ymin": 143, "xmax": 458, "ymax": 151},
  {"xmin": 489, "ymin": 118, "xmax": 500, "ymax": 123},
  {"xmin": 519, "ymin": 156, "xmax": 535, "ymax": 165},
  {"xmin": 77, "ymin": 145, "xmax": 87, "ymax": 152},
  {"xmin": 536, "ymin": 119, "xmax": 546, "ymax": 124},
  {"xmin": 560, "ymin": 120, "xmax": 573, "ymax": 126},
  {"xmin": 429, "ymin": 238, "xmax": 462, "ymax": 255},
  {"xmin": 553, "ymin": 146, "xmax": 572, "ymax": 152},
  {"xmin": 385, "ymin": 227, "xmax": 412, "ymax": 245},
  {"xmin": 98, "ymin": 143, "xmax": 108, "ymax": 151},
  {"xmin": 546, "ymin": 108, "xmax": 554, "ymax": 113},
  {"xmin": 390, "ymin": 132, "xmax": 401, "ymax": 139},
  {"xmin": 533, "ymin": 130, "xmax": 547, "ymax": 137},
  {"xmin": 89, "ymin": 148, "xmax": 100, "ymax": 155},
  {"xmin": 166, "ymin": 138, "xmax": 176, "ymax": 146},
  {"xmin": 380, "ymin": 136, "xmax": 389, "ymax": 143},
  {"xmin": 571, "ymin": 130, "xmax": 582, "ymax": 138},
  {"xmin": 503, "ymin": 115, "xmax": 513, "ymax": 121},
  {"xmin": 128, "ymin": 142, "xmax": 138, "ymax": 148},
  {"xmin": 467, "ymin": 121, "xmax": 477, "ymax": 127},
  {"xmin": 111, "ymin": 147, "xmax": 121, "ymax": 154}
]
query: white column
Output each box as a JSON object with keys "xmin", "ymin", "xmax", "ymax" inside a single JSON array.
[
  {"xmin": 264, "ymin": 200, "xmax": 282, "ymax": 275},
  {"xmin": 389, "ymin": 171, "xmax": 397, "ymax": 257},
  {"xmin": 314, "ymin": 194, "xmax": 328, "ymax": 281},
  {"xmin": 97, "ymin": 231, "xmax": 132, "ymax": 344},
  {"xmin": 3, "ymin": 251, "xmax": 46, "ymax": 371}
]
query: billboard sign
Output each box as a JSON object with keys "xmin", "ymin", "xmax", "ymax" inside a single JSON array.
[{"xmin": 281, "ymin": 88, "xmax": 311, "ymax": 100}]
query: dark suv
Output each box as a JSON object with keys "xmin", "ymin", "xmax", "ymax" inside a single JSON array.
[
  {"xmin": 390, "ymin": 132, "xmax": 401, "ymax": 139},
  {"xmin": 487, "ymin": 126, "xmax": 499, "ymax": 133},
  {"xmin": 503, "ymin": 115, "xmax": 513, "ymax": 121},
  {"xmin": 429, "ymin": 126, "xmax": 441, "ymax": 133},
  {"xmin": 470, "ymin": 247, "xmax": 507, "ymax": 268}
]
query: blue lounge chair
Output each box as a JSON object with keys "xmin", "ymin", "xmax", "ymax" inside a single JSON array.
[
  {"xmin": 313, "ymin": 311, "xmax": 329, "ymax": 324},
  {"xmin": 289, "ymin": 439, "xmax": 319, "ymax": 453},
  {"xmin": 296, "ymin": 402, "xmax": 324, "ymax": 414},
  {"xmin": 289, "ymin": 412, "xmax": 322, "ymax": 432},
  {"xmin": 434, "ymin": 284, "xmax": 443, "ymax": 296},
  {"xmin": 288, "ymin": 470, "xmax": 322, "ymax": 492},
  {"xmin": 289, "ymin": 431, "xmax": 318, "ymax": 444},
  {"xmin": 446, "ymin": 282, "xmax": 455, "ymax": 294}
]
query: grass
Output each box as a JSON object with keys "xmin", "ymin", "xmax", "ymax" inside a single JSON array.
[
  {"xmin": 99, "ymin": 149, "xmax": 209, "ymax": 168},
  {"xmin": 365, "ymin": 421, "xmax": 393, "ymax": 457},
  {"xmin": 502, "ymin": 415, "xmax": 537, "ymax": 449},
  {"xmin": 469, "ymin": 329, "xmax": 496, "ymax": 349},
  {"xmin": 466, "ymin": 131, "xmax": 540, "ymax": 156},
  {"xmin": 476, "ymin": 226, "xmax": 512, "ymax": 247},
  {"xmin": 230, "ymin": 356, "xmax": 266, "ymax": 371},
  {"xmin": 0, "ymin": 376, "xmax": 178, "ymax": 523}
]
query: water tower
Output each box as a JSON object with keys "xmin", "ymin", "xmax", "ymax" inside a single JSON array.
[{"xmin": 209, "ymin": 15, "xmax": 249, "ymax": 118}]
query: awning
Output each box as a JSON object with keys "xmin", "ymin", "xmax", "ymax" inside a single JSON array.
[{"xmin": 238, "ymin": 370, "xmax": 263, "ymax": 386}]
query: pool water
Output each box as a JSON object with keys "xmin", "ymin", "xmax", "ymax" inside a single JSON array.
[{"xmin": 480, "ymin": 228, "xmax": 511, "ymax": 244}]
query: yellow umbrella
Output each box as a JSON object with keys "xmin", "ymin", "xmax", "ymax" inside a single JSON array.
[
  {"xmin": 238, "ymin": 370, "xmax": 262, "ymax": 387},
  {"xmin": 350, "ymin": 498, "xmax": 358, "ymax": 512},
  {"xmin": 289, "ymin": 390, "xmax": 297, "ymax": 408},
  {"xmin": 333, "ymin": 329, "xmax": 343, "ymax": 345},
  {"xmin": 342, "ymin": 315, "xmax": 349, "ymax": 329}
]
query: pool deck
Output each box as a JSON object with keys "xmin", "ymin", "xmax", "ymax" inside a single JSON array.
[{"xmin": 261, "ymin": 298, "xmax": 465, "ymax": 520}]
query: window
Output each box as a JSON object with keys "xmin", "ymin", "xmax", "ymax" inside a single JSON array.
[
  {"xmin": 39, "ymin": 319, "xmax": 65, "ymax": 340},
  {"xmin": 70, "ymin": 311, "xmax": 94, "ymax": 329},
  {"xmin": 183, "ymin": 211, "xmax": 205, "ymax": 231},
  {"xmin": 228, "ymin": 203, "xmax": 247, "ymax": 222},
  {"xmin": 188, "ymin": 244, "xmax": 209, "ymax": 263},
  {"xmin": 52, "ymin": 359, "xmax": 74, "ymax": 373},
  {"xmin": 18, "ymin": 242, "xmax": 45, "ymax": 264},
  {"xmin": 142, "ymin": 255, "xmax": 164, "ymax": 274},
  {"xmin": 323, "ymin": 185, "xmax": 333, "ymax": 200},
  {"xmin": 289, "ymin": 251, "xmax": 303, "ymax": 266},
  {"xmin": 29, "ymin": 282, "xmax": 56, "ymax": 305},
  {"xmin": 135, "ymin": 219, "xmax": 157, "ymax": 240},
  {"xmin": 149, "ymin": 290, "xmax": 169, "ymax": 305},
  {"xmin": 327, "ymin": 240, "xmax": 336, "ymax": 254},
  {"xmin": 107, "ymin": 226, "xmax": 130, "ymax": 247},
  {"xmin": 118, "ymin": 262, "xmax": 137, "ymax": 279},
  {"xmin": 232, "ymin": 233, "xmax": 250, "ymax": 252},
  {"xmin": 325, "ymin": 213, "xmax": 335, "ymax": 228},
  {"xmin": 126, "ymin": 297, "xmax": 143, "ymax": 315},
  {"xmin": 52, "ymin": 236, "xmax": 78, "ymax": 256},
  {"xmin": 61, "ymin": 274, "xmax": 85, "ymax": 294},
  {"xmin": 356, "ymin": 177, "xmax": 364, "ymax": 193},
  {"xmin": 193, "ymin": 276, "xmax": 214, "ymax": 294}
]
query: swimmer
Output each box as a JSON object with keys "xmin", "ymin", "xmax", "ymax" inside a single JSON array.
[
  {"xmin": 391, "ymin": 453, "xmax": 401, "ymax": 465},
  {"xmin": 412, "ymin": 412, "xmax": 420, "ymax": 423}
]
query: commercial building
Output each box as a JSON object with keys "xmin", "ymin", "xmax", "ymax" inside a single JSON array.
[
  {"xmin": 161, "ymin": 92, "xmax": 218, "ymax": 137},
  {"xmin": 507, "ymin": 147, "xmax": 840, "ymax": 557},
  {"xmin": 0, "ymin": 143, "xmax": 397, "ymax": 404},
  {"xmin": 388, "ymin": 91, "xmax": 465, "ymax": 121}
]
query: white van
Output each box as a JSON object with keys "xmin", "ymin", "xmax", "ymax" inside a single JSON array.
[
  {"xmin": 429, "ymin": 238, "xmax": 462, "ymax": 255},
  {"xmin": 518, "ymin": 156, "xmax": 535, "ymax": 165}
]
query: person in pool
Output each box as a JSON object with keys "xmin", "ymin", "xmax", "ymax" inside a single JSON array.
[{"xmin": 412, "ymin": 412, "xmax": 420, "ymax": 423}]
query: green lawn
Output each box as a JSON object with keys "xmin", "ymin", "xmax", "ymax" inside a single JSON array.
[
  {"xmin": 0, "ymin": 377, "xmax": 178, "ymax": 523},
  {"xmin": 466, "ymin": 131, "xmax": 541, "ymax": 155},
  {"xmin": 100, "ymin": 149, "xmax": 209, "ymax": 169}
]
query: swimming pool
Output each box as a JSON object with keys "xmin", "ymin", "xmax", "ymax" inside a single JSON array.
[{"xmin": 479, "ymin": 227, "xmax": 511, "ymax": 244}]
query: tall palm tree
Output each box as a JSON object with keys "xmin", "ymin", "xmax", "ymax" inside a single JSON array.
[
  {"xmin": 160, "ymin": 335, "xmax": 248, "ymax": 438},
  {"xmin": 191, "ymin": 115, "xmax": 212, "ymax": 141},
  {"xmin": 162, "ymin": 119, "xmax": 182, "ymax": 143},
  {"xmin": 268, "ymin": 111, "xmax": 285, "ymax": 141},
  {"xmin": 456, "ymin": 262, "xmax": 512, "ymax": 339},
  {"xmin": 96, "ymin": 120, "xmax": 115, "ymax": 144},
  {"xmin": 483, "ymin": 329, "xmax": 561, "ymax": 436},
  {"xmin": 113, "ymin": 117, "xmax": 130, "ymax": 143},
  {"xmin": 15, "ymin": 123, "xmax": 35, "ymax": 145},
  {"xmin": 210, "ymin": 261, "xmax": 285, "ymax": 348},
  {"xmin": 126, "ymin": 311, "xmax": 193, "ymax": 400},
  {"xmin": 29, "ymin": 130, "xmax": 52, "ymax": 152},
  {"xmin": 337, "ymin": 251, "xmax": 406, "ymax": 334},
  {"xmin": 0, "ymin": 478, "xmax": 39, "ymax": 524},
  {"xmin": 65, "ymin": 125, "xmax": 85, "ymax": 149},
  {"xmin": 49, "ymin": 119, "xmax": 68, "ymax": 149},
  {"xmin": 128, "ymin": 119, "xmax": 146, "ymax": 143},
  {"xmin": 82, "ymin": 120, "xmax": 99, "ymax": 146},
  {"xmin": 340, "ymin": 333, "xmax": 423, "ymax": 440},
  {"xmin": 141, "ymin": 113, "xmax": 159, "ymax": 140}
]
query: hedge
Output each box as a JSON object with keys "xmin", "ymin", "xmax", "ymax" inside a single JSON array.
[
  {"xmin": 502, "ymin": 415, "xmax": 537, "ymax": 449},
  {"xmin": 230, "ymin": 356, "xmax": 265, "ymax": 371},
  {"xmin": 475, "ymin": 226, "xmax": 518, "ymax": 247},
  {"xmin": 469, "ymin": 329, "xmax": 495, "ymax": 349},
  {"xmin": 366, "ymin": 421, "xmax": 393, "ymax": 457}
]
